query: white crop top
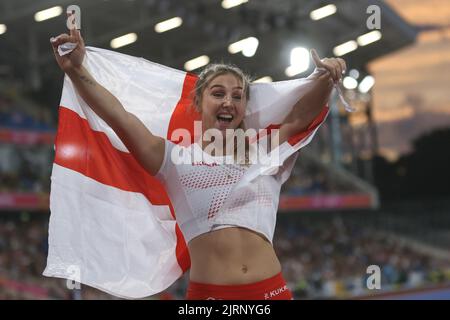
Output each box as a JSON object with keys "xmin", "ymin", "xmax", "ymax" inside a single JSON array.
[{"xmin": 156, "ymin": 140, "xmax": 290, "ymax": 244}]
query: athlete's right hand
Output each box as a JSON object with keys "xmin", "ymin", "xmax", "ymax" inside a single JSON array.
[{"xmin": 50, "ymin": 27, "xmax": 86, "ymax": 73}]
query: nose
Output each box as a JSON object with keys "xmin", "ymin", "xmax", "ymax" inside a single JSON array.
[{"xmin": 222, "ymin": 95, "xmax": 233, "ymax": 106}]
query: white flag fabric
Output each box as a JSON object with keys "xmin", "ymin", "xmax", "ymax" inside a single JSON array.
[{"xmin": 43, "ymin": 46, "xmax": 329, "ymax": 299}]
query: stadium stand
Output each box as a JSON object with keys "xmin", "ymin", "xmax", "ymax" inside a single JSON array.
[{"xmin": 2, "ymin": 207, "xmax": 448, "ymax": 300}]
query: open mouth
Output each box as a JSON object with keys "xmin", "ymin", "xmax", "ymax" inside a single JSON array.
[{"xmin": 217, "ymin": 114, "xmax": 234, "ymax": 123}]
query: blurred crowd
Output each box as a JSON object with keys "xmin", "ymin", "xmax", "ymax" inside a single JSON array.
[
  {"xmin": 0, "ymin": 216, "xmax": 119, "ymax": 300},
  {"xmin": 161, "ymin": 215, "xmax": 450, "ymax": 300},
  {"xmin": 0, "ymin": 145, "xmax": 52, "ymax": 193},
  {"xmin": 274, "ymin": 216, "xmax": 450, "ymax": 299},
  {"xmin": 0, "ymin": 87, "xmax": 55, "ymax": 131},
  {"xmin": 2, "ymin": 211, "xmax": 448, "ymax": 300},
  {"xmin": 282, "ymin": 156, "xmax": 356, "ymax": 196},
  {"xmin": 0, "ymin": 88, "xmax": 55, "ymax": 194},
  {"xmin": 0, "ymin": 217, "xmax": 64, "ymax": 299}
]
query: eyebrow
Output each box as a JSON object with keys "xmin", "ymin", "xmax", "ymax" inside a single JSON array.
[{"xmin": 209, "ymin": 84, "xmax": 243, "ymax": 90}]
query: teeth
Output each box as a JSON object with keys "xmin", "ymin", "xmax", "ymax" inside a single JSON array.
[{"xmin": 218, "ymin": 114, "xmax": 233, "ymax": 119}]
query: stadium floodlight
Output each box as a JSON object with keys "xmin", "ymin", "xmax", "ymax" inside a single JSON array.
[
  {"xmin": 110, "ymin": 33, "xmax": 138, "ymax": 49},
  {"xmin": 184, "ymin": 55, "xmax": 210, "ymax": 71},
  {"xmin": 290, "ymin": 47, "xmax": 309, "ymax": 68},
  {"xmin": 285, "ymin": 65, "xmax": 306, "ymax": 77},
  {"xmin": 34, "ymin": 6, "xmax": 63, "ymax": 22},
  {"xmin": 285, "ymin": 47, "xmax": 310, "ymax": 77},
  {"xmin": 0, "ymin": 24, "xmax": 6, "ymax": 35},
  {"xmin": 228, "ymin": 38, "xmax": 246, "ymax": 54},
  {"xmin": 358, "ymin": 75, "xmax": 375, "ymax": 93},
  {"xmin": 309, "ymin": 4, "xmax": 337, "ymax": 21},
  {"xmin": 343, "ymin": 76, "xmax": 358, "ymax": 89},
  {"xmin": 228, "ymin": 37, "xmax": 259, "ymax": 57},
  {"xmin": 222, "ymin": 0, "xmax": 248, "ymax": 10},
  {"xmin": 154, "ymin": 17, "xmax": 183, "ymax": 33},
  {"xmin": 242, "ymin": 37, "xmax": 259, "ymax": 57},
  {"xmin": 253, "ymin": 76, "xmax": 273, "ymax": 83},
  {"xmin": 357, "ymin": 30, "xmax": 382, "ymax": 46},
  {"xmin": 333, "ymin": 40, "xmax": 358, "ymax": 56}
]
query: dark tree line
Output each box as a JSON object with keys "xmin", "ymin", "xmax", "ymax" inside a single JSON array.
[{"xmin": 373, "ymin": 128, "xmax": 450, "ymax": 200}]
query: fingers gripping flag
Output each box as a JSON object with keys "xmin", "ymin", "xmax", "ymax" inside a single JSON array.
[{"xmin": 43, "ymin": 47, "xmax": 329, "ymax": 299}]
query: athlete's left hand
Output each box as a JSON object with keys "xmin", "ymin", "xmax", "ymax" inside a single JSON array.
[{"xmin": 310, "ymin": 48, "xmax": 347, "ymax": 83}]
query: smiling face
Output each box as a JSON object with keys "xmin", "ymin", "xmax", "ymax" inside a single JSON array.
[{"xmin": 198, "ymin": 73, "xmax": 247, "ymax": 134}]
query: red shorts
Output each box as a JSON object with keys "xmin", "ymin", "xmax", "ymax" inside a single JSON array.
[{"xmin": 186, "ymin": 272, "xmax": 293, "ymax": 300}]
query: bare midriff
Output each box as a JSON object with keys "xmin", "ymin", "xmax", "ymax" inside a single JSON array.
[{"xmin": 188, "ymin": 226, "xmax": 282, "ymax": 285}]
